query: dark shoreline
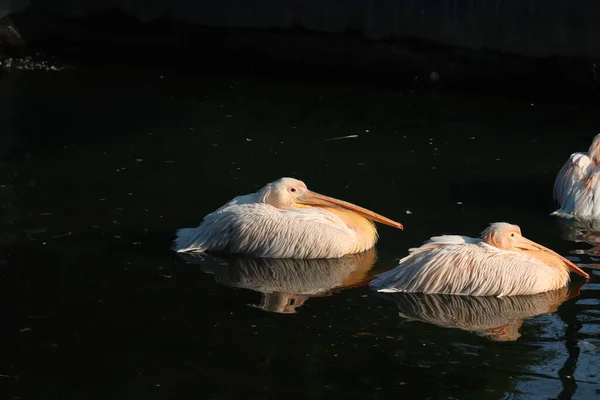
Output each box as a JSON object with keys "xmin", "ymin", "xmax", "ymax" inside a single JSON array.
[{"xmin": 1, "ymin": 7, "xmax": 599, "ymax": 100}]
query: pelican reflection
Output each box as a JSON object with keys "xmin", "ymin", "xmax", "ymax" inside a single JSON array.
[
  {"xmin": 377, "ymin": 283, "xmax": 583, "ymax": 341},
  {"xmin": 179, "ymin": 248, "xmax": 377, "ymax": 314},
  {"xmin": 555, "ymin": 216, "xmax": 600, "ymax": 257}
]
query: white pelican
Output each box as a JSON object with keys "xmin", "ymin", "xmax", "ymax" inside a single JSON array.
[
  {"xmin": 174, "ymin": 177, "xmax": 404, "ymax": 258},
  {"xmin": 553, "ymin": 133, "xmax": 600, "ymax": 218},
  {"xmin": 370, "ymin": 222, "xmax": 590, "ymax": 297}
]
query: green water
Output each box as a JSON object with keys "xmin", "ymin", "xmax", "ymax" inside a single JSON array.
[{"xmin": 0, "ymin": 68, "xmax": 599, "ymax": 399}]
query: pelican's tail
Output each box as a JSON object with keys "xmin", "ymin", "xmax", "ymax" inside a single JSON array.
[
  {"xmin": 370, "ymin": 268, "xmax": 407, "ymax": 292},
  {"xmin": 173, "ymin": 228, "xmax": 206, "ymax": 253}
]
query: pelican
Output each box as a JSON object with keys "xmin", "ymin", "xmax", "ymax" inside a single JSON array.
[
  {"xmin": 174, "ymin": 177, "xmax": 404, "ymax": 258},
  {"xmin": 553, "ymin": 133, "xmax": 600, "ymax": 218},
  {"xmin": 370, "ymin": 222, "xmax": 590, "ymax": 297}
]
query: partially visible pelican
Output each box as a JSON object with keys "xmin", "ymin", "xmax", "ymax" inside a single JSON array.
[
  {"xmin": 174, "ymin": 177, "xmax": 404, "ymax": 258},
  {"xmin": 370, "ymin": 222, "xmax": 590, "ymax": 296},
  {"xmin": 378, "ymin": 285, "xmax": 581, "ymax": 341},
  {"xmin": 180, "ymin": 248, "xmax": 377, "ymax": 314},
  {"xmin": 553, "ymin": 133, "xmax": 600, "ymax": 218}
]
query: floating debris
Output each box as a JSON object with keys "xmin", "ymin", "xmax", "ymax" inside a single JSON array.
[
  {"xmin": 321, "ymin": 135, "xmax": 359, "ymax": 142},
  {"xmin": 51, "ymin": 231, "xmax": 72, "ymax": 239}
]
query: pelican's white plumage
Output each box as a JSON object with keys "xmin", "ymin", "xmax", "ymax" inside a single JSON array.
[
  {"xmin": 174, "ymin": 177, "xmax": 404, "ymax": 259},
  {"xmin": 553, "ymin": 133, "xmax": 600, "ymax": 218},
  {"xmin": 371, "ymin": 222, "xmax": 590, "ymax": 297}
]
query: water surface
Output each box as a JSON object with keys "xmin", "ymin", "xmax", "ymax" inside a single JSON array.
[{"xmin": 1, "ymin": 68, "xmax": 599, "ymax": 399}]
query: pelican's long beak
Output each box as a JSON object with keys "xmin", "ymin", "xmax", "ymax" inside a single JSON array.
[
  {"xmin": 296, "ymin": 190, "xmax": 404, "ymax": 230},
  {"xmin": 517, "ymin": 237, "xmax": 590, "ymax": 279}
]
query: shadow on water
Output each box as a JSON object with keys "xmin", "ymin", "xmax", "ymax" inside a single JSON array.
[{"xmin": 179, "ymin": 249, "xmax": 379, "ymax": 314}]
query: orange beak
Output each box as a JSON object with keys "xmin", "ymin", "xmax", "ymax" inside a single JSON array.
[
  {"xmin": 516, "ymin": 237, "xmax": 590, "ymax": 279},
  {"xmin": 296, "ymin": 190, "xmax": 404, "ymax": 230}
]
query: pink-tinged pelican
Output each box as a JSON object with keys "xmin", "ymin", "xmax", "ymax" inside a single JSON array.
[
  {"xmin": 370, "ymin": 222, "xmax": 590, "ymax": 297},
  {"xmin": 174, "ymin": 177, "xmax": 404, "ymax": 258},
  {"xmin": 553, "ymin": 133, "xmax": 600, "ymax": 218}
]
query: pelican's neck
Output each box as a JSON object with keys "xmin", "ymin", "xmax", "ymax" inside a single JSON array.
[
  {"xmin": 324, "ymin": 207, "xmax": 378, "ymax": 252},
  {"xmin": 589, "ymin": 135, "xmax": 600, "ymax": 164},
  {"xmin": 521, "ymin": 250, "xmax": 571, "ymax": 289}
]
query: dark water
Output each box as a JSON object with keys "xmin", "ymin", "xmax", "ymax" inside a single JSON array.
[{"xmin": 1, "ymin": 67, "xmax": 599, "ymax": 399}]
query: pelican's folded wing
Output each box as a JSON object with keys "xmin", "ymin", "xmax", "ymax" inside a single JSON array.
[
  {"xmin": 573, "ymin": 165, "xmax": 600, "ymax": 218},
  {"xmin": 406, "ymin": 235, "xmax": 480, "ymax": 257},
  {"xmin": 371, "ymin": 242, "xmax": 553, "ymax": 297},
  {"xmin": 553, "ymin": 152, "xmax": 594, "ymax": 215},
  {"xmin": 174, "ymin": 204, "xmax": 355, "ymax": 258}
]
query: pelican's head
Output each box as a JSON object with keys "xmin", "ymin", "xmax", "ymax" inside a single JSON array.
[
  {"xmin": 481, "ymin": 222, "xmax": 589, "ymax": 279},
  {"xmin": 588, "ymin": 133, "xmax": 600, "ymax": 163},
  {"xmin": 257, "ymin": 177, "xmax": 404, "ymax": 230}
]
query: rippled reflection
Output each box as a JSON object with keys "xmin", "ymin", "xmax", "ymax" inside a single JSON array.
[
  {"xmin": 378, "ymin": 282, "xmax": 584, "ymax": 341},
  {"xmin": 556, "ymin": 216, "xmax": 600, "ymax": 245},
  {"xmin": 553, "ymin": 216, "xmax": 600, "ymax": 284},
  {"xmin": 179, "ymin": 248, "xmax": 378, "ymax": 313}
]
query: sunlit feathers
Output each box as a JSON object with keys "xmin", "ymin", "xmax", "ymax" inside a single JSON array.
[
  {"xmin": 553, "ymin": 133, "xmax": 600, "ymax": 218},
  {"xmin": 174, "ymin": 177, "xmax": 403, "ymax": 258},
  {"xmin": 371, "ymin": 222, "xmax": 589, "ymax": 297}
]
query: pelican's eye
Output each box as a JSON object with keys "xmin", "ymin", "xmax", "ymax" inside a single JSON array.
[
  {"xmin": 290, "ymin": 188, "xmax": 297, "ymax": 193},
  {"xmin": 510, "ymin": 233, "xmax": 515, "ymax": 237}
]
